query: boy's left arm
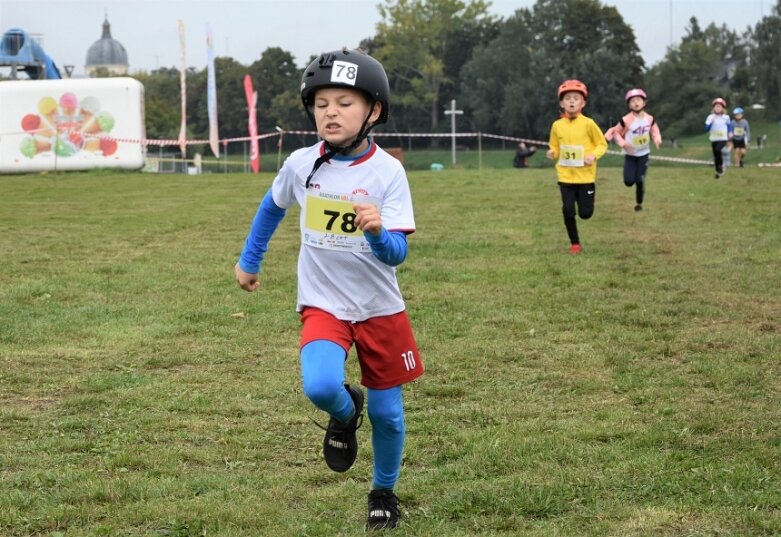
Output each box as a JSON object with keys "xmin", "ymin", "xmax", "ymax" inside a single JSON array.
[
  {"xmin": 586, "ymin": 121, "xmax": 608, "ymax": 164},
  {"xmin": 354, "ymin": 202, "xmax": 409, "ymax": 266}
]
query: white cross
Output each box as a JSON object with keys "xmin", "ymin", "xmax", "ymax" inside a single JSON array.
[{"xmin": 444, "ymin": 99, "xmax": 463, "ymax": 165}]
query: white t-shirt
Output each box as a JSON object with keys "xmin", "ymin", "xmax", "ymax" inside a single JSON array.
[
  {"xmin": 706, "ymin": 113, "xmax": 731, "ymax": 142},
  {"xmin": 271, "ymin": 142, "xmax": 416, "ymax": 322},
  {"xmin": 622, "ymin": 115, "xmax": 653, "ymax": 157}
]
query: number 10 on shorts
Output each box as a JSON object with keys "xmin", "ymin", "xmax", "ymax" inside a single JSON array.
[{"xmin": 402, "ymin": 350, "xmax": 416, "ymax": 371}]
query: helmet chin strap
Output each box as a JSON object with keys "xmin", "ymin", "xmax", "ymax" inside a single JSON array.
[{"xmin": 305, "ymin": 108, "xmax": 377, "ymax": 189}]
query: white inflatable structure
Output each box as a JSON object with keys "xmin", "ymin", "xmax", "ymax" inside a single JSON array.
[{"xmin": 0, "ymin": 77, "xmax": 145, "ymax": 173}]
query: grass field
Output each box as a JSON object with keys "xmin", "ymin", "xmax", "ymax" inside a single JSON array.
[{"xmin": 1, "ymin": 164, "xmax": 780, "ymax": 536}]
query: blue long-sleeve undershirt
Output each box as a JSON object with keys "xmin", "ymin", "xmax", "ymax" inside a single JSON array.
[
  {"xmin": 365, "ymin": 228, "xmax": 408, "ymax": 266},
  {"xmin": 238, "ymin": 190, "xmax": 286, "ymax": 274},
  {"xmin": 239, "ymin": 189, "xmax": 409, "ymax": 272}
]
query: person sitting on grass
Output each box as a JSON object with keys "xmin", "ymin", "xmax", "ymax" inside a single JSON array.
[{"xmin": 513, "ymin": 142, "xmax": 537, "ymax": 168}]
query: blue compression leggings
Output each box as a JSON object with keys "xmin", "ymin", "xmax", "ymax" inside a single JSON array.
[{"xmin": 301, "ymin": 340, "xmax": 405, "ymax": 490}]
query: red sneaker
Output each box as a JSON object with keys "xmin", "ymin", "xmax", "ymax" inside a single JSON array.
[{"xmin": 569, "ymin": 244, "xmax": 582, "ymax": 254}]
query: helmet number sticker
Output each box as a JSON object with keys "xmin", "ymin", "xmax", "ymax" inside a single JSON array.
[{"xmin": 331, "ymin": 61, "xmax": 358, "ymax": 86}]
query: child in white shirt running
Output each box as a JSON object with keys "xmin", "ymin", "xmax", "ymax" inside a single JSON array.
[
  {"xmin": 234, "ymin": 48, "xmax": 423, "ymax": 531},
  {"xmin": 605, "ymin": 88, "xmax": 663, "ymax": 212},
  {"xmin": 705, "ymin": 97, "xmax": 731, "ymax": 179}
]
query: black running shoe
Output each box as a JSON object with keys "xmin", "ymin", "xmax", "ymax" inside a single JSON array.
[
  {"xmin": 634, "ymin": 204, "xmax": 643, "ymax": 212},
  {"xmin": 320, "ymin": 384, "xmax": 363, "ymax": 472},
  {"xmin": 367, "ymin": 489, "xmax": 400, "ymax": 530}
]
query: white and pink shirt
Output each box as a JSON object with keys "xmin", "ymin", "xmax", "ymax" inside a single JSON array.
[
  {"xmin": 605, "ymin": 112, "xmax": 662, "ymax": 157},
  {"xmin": 271, "ymin": 142, "xmax": 416, "ymax": 322}
]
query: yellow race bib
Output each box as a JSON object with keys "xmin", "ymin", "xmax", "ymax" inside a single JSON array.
[
  {"xmin": 559, "ymin": 144, "xmax": 585, "ymax": 167},
  {"xmin": 632, "ymin": 133, "xmax": 650, "ymax": 147},
  {"xmin": 303, "ymin": 190, "xmax": 379, "ymax": 252}
]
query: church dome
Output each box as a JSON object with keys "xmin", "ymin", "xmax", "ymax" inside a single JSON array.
[{"xmin": 85, "ymin": 16, "xmax": 128, "ymax": 76}]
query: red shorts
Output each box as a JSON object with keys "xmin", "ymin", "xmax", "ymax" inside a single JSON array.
[{"xmin": 300, "ymin": 307, "xmax": 424, "ymax": 390}]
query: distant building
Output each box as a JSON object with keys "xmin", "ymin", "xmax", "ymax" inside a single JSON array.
[{"xmin": 85, "ymin": 15, "xmax": 128, "ymax": 76}]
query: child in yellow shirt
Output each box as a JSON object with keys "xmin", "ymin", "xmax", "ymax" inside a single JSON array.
[{"xmin": 546, "ymin": 79, "xmax": 608, "ymax": 254}]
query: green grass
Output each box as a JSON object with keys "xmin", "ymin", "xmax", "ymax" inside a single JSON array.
[{"xmin": 1, "ymin": 165, "xmax": 780, "ymax": 536}]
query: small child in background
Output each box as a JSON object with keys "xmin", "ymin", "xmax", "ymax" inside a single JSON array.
[
  {"xmin": 546, "ymin": 79, "xmax": 607, "ymax": 254},
  {"xmin": 605, "ymin": 88, "xmax": 662, "ymax": 211},
  {"xmin": 730, "ymin": 107, "xmax": 751, "ymax": 168},
  {"xmin": 705, "ymin": 98, "xmax": 731, "ymax": 179}
]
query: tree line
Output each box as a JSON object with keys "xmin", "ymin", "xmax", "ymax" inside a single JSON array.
[{"xmin": 130, "ymin": 0, "xmax": 781, "ymax": 153}]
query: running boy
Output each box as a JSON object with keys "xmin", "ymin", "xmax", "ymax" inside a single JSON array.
[
  {"xmin": 605, "ymin": 88, "xmax": 662, "ymax": 211},
  {"xmin": 546, "ymin": 79, "xmax": 608, "ymax": 254},
  {"xmin": 730, "ymin": 107, "xmax": 751, "ymax": 167},
  {"xmin": 234, "ymin": 48, "xmax": 424, "ymax": 530},
  {"xmin": 705, "ymin": 97, "xmax": 730, "ymax": 178}
]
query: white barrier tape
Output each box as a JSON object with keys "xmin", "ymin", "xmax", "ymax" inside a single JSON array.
[
  {"xmin": 481, "ymin": 133, "xmax": 549, "ymax": 146},
  {"xmin": 0, "ymin": 127, "xmax": 757, "ymax": 166},
  {"xmin": 2, "ymin": 128, "xmax": 284, "ymax": 147},
  {"xmin": 481, "ymin": 133, "xmax": 713, "ymax": 165}
]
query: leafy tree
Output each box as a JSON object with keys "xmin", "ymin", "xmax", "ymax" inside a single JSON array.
[
  {"xmin": 371, "ymin": 0, "xmax": 496, "ymax": 138},
  {"xmin": 645, "ymin": 17, "xmax": 752, "ymax": 137},
  {"xmin": 133, "ymin": 51, "xmax": 304, "ymax": 155},
  {"xmin": 459, "ymin": 13, "xmax": 533, "ymax": 134},
  {"xmin": 133, "ymin": 67, "xmax": 187, "ymax": 141},
  {"xmin": 247, "ymin": 47, "xmax": 307, "ymax": 134},
  {"xmin": 750, "ymin": 1, "xmax": 781, "ymax": 118},
  {"xmin": 461, "ymin": 0, "xmax": 644, "ymax": 139},
  {"xmin": 186, "ymin": 57, "xmax": 251, "ymax": 155}
]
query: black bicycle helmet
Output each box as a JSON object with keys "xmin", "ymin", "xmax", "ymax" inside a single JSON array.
[
  {"xmin": 300, "ymin": 48, "xmax": 391, "ymax": 187},
  {"xmin": 301, "ymin": 48, "xmax": 390, "ymax": 127}
]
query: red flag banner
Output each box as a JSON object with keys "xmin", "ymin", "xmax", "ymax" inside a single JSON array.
[{"xmin": 243, "ymin": 74, "xmax": 259, "ymax": 173}]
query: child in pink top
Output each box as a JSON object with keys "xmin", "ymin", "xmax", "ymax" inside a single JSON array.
[{"xmin": 605, "ymin": 88, "xmax": 662, "ymax": 211}]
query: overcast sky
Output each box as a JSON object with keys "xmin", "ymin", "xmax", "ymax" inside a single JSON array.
[{"xmin": 0, "ymin": 0, "xmax": 772, "ymax": 77}]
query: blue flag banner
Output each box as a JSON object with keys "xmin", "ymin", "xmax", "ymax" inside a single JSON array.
[{"xmin": 206, "ymin": 24, "xmax": 219, "ymax": 158}]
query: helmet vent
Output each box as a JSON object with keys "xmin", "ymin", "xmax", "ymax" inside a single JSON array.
[{"xmin": 319, "ymin": 54, "xmax": 335, "ymax": 68}]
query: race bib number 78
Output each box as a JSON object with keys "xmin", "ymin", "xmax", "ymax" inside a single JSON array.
[
  {"xmin": 303, "ymin": 190, "xmax": 379, "ymax": 252},
  {"xmin": 306, "ymin": 195, "xmax": 362, "ymax": 236}
]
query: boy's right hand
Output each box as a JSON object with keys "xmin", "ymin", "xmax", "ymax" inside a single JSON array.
[
  {"xmin": 546, "ymin": 149, "xmax": 556, "ymax": 160},
  {"xmin": 234, "ymin": 263, "xmax": 260, "ymax": 292}
]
